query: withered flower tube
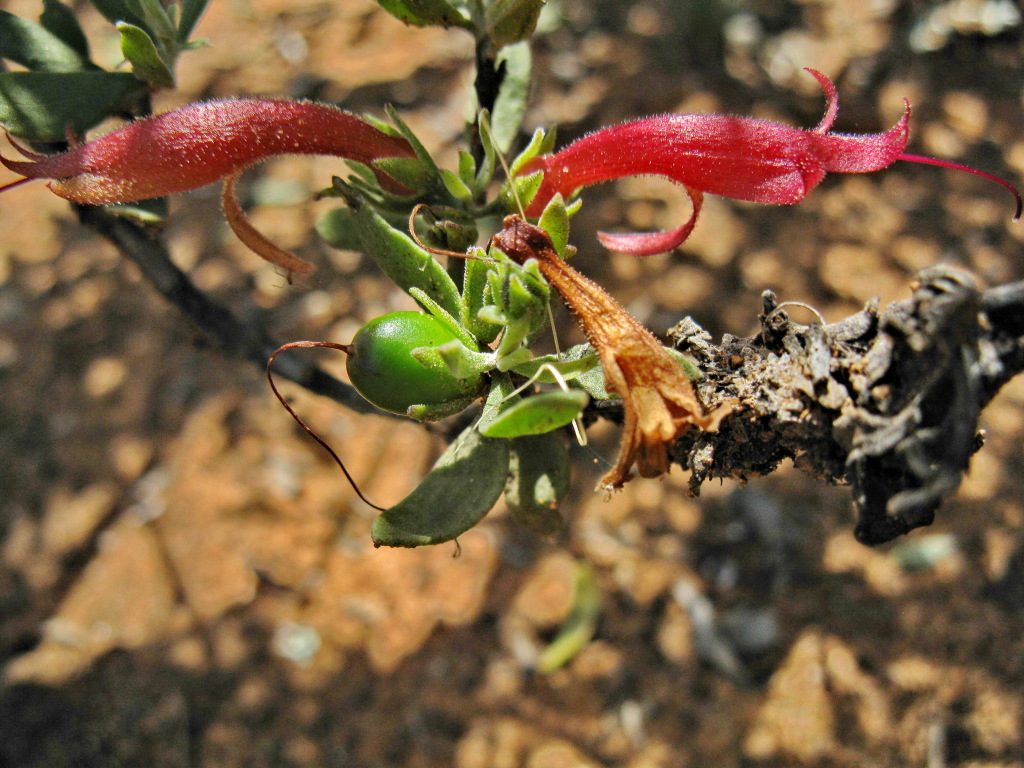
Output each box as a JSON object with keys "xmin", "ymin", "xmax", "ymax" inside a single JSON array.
[{"xmin": 492, "ymin": 215, "xmax": 731, "ymax": 489}]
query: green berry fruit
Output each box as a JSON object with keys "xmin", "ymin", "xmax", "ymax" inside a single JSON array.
[{"xmin": 346, "ymin": 311, "xmax": 483, "ymax": 416}]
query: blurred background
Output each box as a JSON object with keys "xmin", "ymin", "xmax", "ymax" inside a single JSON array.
[{"xmin": 2, "ymin": 0, "xmax": 1024, "ymax": 765}]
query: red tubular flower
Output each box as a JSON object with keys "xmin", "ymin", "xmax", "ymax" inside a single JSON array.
[
  {"xmin": 0, "ymin": 99, "xmax": 416, "ymax": 273},
  {"xmin": 522, "ymin": 69, "xmax": 1022, "ymax": 256}
]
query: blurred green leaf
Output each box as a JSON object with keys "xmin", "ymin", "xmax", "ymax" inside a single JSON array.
[
  {"xmin": 371, "ymin": 426, "xmax": 510, "ymax": 547},
  {"xmin": 486, "ymin": 0, "xmax": 545, "ymax": 49},
  {"xmin": 0, "ymin": 10, "xmax": 91, "ymax": 72},
  {"xmin": 479, "ymin": 389, "xmax": 588, "ymax": 438},
  {"xmin": 505, "ymin": 433, "xmax": 569, "ymax": 535},
  {"xmin": 40, "ymin": 0, "xmax": 91, "ymax": 59},
  {"xmin": 177, "ymin": 0, "xmax": 210, "ymax": 41},
  {"xmin": 537, "ymin": 562, "xmax": 601, "ymax": 673},
  {"xmin": 489, "ymin": 40, "xmax": 531, "ymax": 153},
  {"xmin": 374, "ymin": 0, "xmax": 471, "ymax": 29},
  {"xmin": 117, "ymin": 22, "xmax": 175, "ymax": 88},
  {"xmin": 0, "ymin": 71, "xmax": 144, "ymax": 141},
  {"xmin": 87, "ymin": 0, "xmax": 148, "ymax": 32},
  {"xmin": 125, "ymin": 0, "xmax": 176, "ymax": 43}
]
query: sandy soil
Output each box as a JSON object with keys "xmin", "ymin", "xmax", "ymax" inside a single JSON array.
[{"xmin": 2, "ymin": 0, "xmax": 1024, "ymax": 766}]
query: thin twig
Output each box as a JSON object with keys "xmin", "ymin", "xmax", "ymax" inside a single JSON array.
[{"xmin": 76, "ymin": 204, "xmax": 392, "ymax": 417}]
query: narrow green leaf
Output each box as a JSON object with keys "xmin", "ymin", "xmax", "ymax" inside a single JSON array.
[
  {"xmin": 489, "ymin": 40, "xmax": 531, "ymax": 154},
  {"xmin": 0, "ymin": 71, "xmax": 144, "ymax": 141},
  {"xmin": 505, "ymin": 433, "xmax": 570, "ymax": 535},
  {"xmin": 371, "ymin": 426, "xmax": 510, "ymax": 547},
  {"xmin": 479, "ymin": 389, "xmax": 588, "ymax": 438},
  {"xmin": 117, "ymin": 22, "xmax": 175, "ymax": 88},
  {"xmin": 461, "ymin": 252, "xmax": 503, "ymax": 344},
  {"xmin": 125, "ymin": 0, "xmax": 176, "ymax": 43},
  {"xmin": 0, "ymin": 10, "xmax": 91, "ymax": 72},
  {"xmin": 373, "ymin": 0, "xmax": 471, "ymax": 29},
  {"xmin": 40, "ymin": 0, "xmax": 91, "ymax": 59}
]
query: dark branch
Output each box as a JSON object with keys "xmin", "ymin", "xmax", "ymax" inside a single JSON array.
[
  {"xmin": 656, "ymin": 266, "xmax": 1024, "ymax": 545},
  {"xmin": 75, "ymin": 205, "xmax": 390, "ymax": 417}
]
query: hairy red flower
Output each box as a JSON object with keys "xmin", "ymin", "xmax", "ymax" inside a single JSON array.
[
  {"xmin": 0, "ymin": 99, "xmax": 415, "ymax": 273},
  {"xmin": 522, "ymin": 70, "xmax": 1022, "ymax": 255}
]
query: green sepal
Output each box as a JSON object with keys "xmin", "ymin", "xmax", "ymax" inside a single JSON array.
[
  {"xmin": 461, "ymin": 251, "xmax": 504, "ymax": 344},
  {"xmin": 0, "ymin": 9, "xmax": 91, "ymax": 72},
  {"xmin": 486, "ymin": 0, "xmax": 545, "ymax": 50},
  {"xmin": 505, "ymin": 433, "xmax": 570, "ymax": 536},
  {"xmin": 372, "ymin": 156, "xmax": 432, "ymax": 194},
  {"xmin": 537, "ymin": 193, "xmax": 570, "ymax": 258},
  {"xmin": 489, "ymin": 40, "xmax": 531, "ymax": 154},
  {"xmin": 407, "ymin": 287, "xmax": 479, "ymax": 350},
  {"xmin": 536, "ymin": 563, "xmax": 601, "ymax": 673},
  {"xmin": 383, "ymin": 105, "xmax": 447, "ymax": 197},
  {"xmin": 439, "ymin": 167, "xmax": 473, "ymax": 202},
  {"xmin": 509, "ymin": 125, "xmax": 556, "ymax": 176},
  {"xmin": 457, "ymin": 150, "xmax": 477, "ymax": 188},
  {"xmin": 371, "ymin": 426, "xmax": 510, "ymax": 547},
  {"xmin": 40, "ymin": 0, "xmax": 91, "ymax": 60},
  {"xmin": 509, "ymin": 344, "xmax": 599, "ymax": 382},
  {"xmin": 372, "ymin": 0, "xmax": 471, "ymax": 29},
  {"xmin": 406, "ymin": 395, "xmax": 477, "ymax": 422},
  {"xmin": 0, "ymin": 71, "xmax": 145, "ymax": 141},
  {"xmin": 117, "ymin": 22, "xmax": 175, "ymax": 88},
  {"xmin": 479, "ymin": 389, "xmax": 588, "ymax": 439},
  {"xmin": 428, "ymin": 339, "xmax": 494, "ymax": 382}
]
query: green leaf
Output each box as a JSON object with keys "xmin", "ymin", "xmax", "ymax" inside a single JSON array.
[
  {"xmin": 40, "ymin": 0, "xmax": 91, "ymax": 59},
  {"xmin": 536, "ymin": 563, "xmax": 601, "ymax": 673},
  {"xmin": 0, "ymin": 9, "xmax": 91, "ymax": 72},
  {"xmin": 479, "ymin": 389, "xmax": 588, "ymax": 438},
  {"xmin": 486, "ymin": 0, "xmax": 545, "ymax": 50},
  {"xmin": 177, "ymin": 0, "xmax": 210, "ymax": 42},
  {"xmin": 371, "ymin": 426, "xmax": 510, "ymax": 547},
  {"xmin": 117, "ymin": 22, "xmax": 175, "ymax": 88},
  {"xmin": 489, "ymin": 40, "xmax": 531, "ymax": 154},
  {"xmin": 505, "ymin": 433, "xmax": 569, "ymax": 535},
  {"xmin": 0, "ymin": 71, "xmax": 144, "ymax": 141},
  {"xmin": 346, "ymin": 197, "xmax": 464, "ymax": 319},
  {"xmin": 537, "ymin": 193, "xmax": 570, "ymax": 257},
  {"xmin": 373, "ymin": 0, "xmax": 471, "ymax": 29}
]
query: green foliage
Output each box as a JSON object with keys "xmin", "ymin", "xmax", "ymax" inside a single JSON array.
[{"xmin": 0, "ymin": 0, "xmax": 700, "ymax": 548}]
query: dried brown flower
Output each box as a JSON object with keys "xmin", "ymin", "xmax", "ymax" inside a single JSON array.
[{"xmin": 492, "ymin": 215, "xmax": 731, "ymax": 489}]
